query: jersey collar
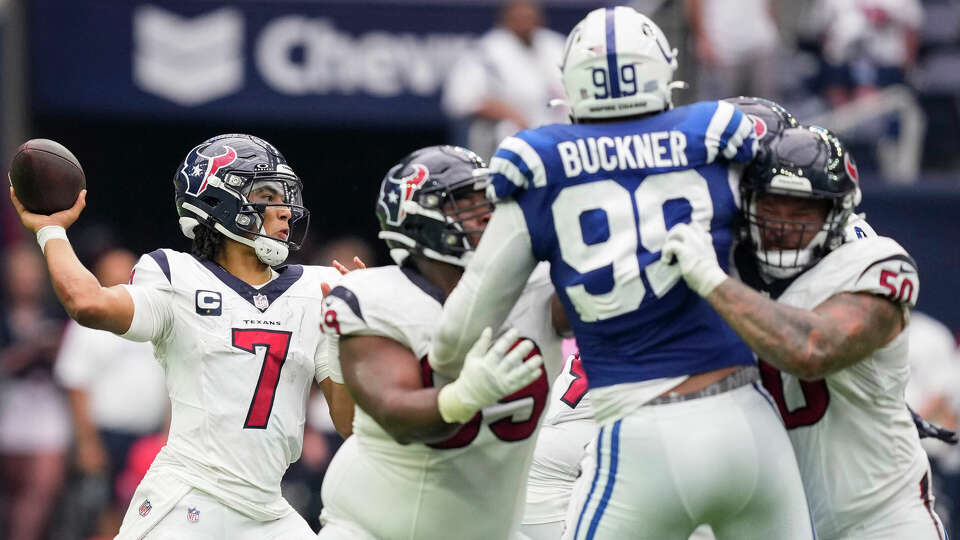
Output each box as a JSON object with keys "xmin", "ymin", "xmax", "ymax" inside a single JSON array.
[
  {"xmin": 193, "ymin": 256, "xmax": 304, "ymax": 312},
  {"xmin": 400, "ymin": 264, "xmax": 446, "ymax": 305}
]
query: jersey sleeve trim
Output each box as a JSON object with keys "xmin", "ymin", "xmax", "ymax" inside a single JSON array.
[
  {"xmin": 703, "ymin": 101, "xmax": 756, "ymax": 163},
  {"xmin": 489, "ymin": 134, "xmax": 547, "ymax": 201},
  {"xmin": 857, "ymin": 254, "xmax": 918, "ymax": 282},
  {"xmin": 491, "ymin": 150, "xmax": 533, "ymax": 189},
  {"xmin": 147, "ymin": 249, "xmax": 172, "ymax": 284},
  {"xmin": 723, "ymin": 112, "xmax": 757, "ymax": 162},
  {"xmin": 704, "ymin": 101, "xmax": 736, "ymax": 163},
  {"xmin": 327, "ymin": 286, "xmax": 364, "ymax": 322},
  {"xmin": 499, "ymin": 135, "xmax": 546, "ymax": 187}
]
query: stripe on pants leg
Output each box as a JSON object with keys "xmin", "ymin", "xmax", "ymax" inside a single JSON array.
[
  {"xmin": 586, "ymin": 419, "xmax": 621, "ymax": 540},
  {"xmin": 574, "ymin": 425, "xmax": 605, "ymax": 540}
]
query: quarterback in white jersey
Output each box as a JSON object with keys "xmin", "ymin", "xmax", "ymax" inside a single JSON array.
[
  {"xmin": 10, "ymin": 134, "xmax": 352, "ymax": 539},
  {"xmin": 318, "ymin": 145, "xmax": 566, "ymax": 540},
  {"xmin": 664, "ymin": 125, "xmax": 946, "ymax": 539}
]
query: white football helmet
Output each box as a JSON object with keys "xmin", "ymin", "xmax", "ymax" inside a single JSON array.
[{"xmin": 560, "ymin": 6, "xmax": 681, "ymax": 122}]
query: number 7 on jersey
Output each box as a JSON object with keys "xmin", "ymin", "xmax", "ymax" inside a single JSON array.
[{"xmin": 232, "ymin": 329, "xmax": 293, "ymax": 429}]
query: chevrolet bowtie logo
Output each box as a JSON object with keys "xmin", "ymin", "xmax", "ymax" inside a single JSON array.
[{"xmin": 133, "ymin": 5, "xmax": 244, "ymax": 106}]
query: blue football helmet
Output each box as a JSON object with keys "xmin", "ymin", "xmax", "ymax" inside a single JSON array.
[
  {"xmin": 174, "ymin": 134, "xmax": 309, "ymax": 266},
  {"xmin": 741, "ymin": 125, "xmax": 861, "ymax": 278},
  {"xmin": 376, "ymin": 145, "xmax": 492, "ymax": 267}
]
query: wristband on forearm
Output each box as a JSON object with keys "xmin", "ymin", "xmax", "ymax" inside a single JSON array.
[
  {"xmin": 437, "ymin": 383, "xmax": 479, "ymax": 424},
  {"xmin": 36, "ymin": 225, "xmax": 69, "ymax": 255}
]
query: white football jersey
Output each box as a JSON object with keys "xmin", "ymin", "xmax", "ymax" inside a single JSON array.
[
  {"xmin": 121, "ymin": 249, "xmax": 340, "ymax": 521},
  {"xmin": 524, "ymin": 352, "xmax": 599, "ymax": 530},
  {"xmin": 543, "ymin": 352, "xmax": 594, "ymax": 426},
  {"xmin": 319, "ymin": 263, "xmax": 563, "ymax": 540},
  {"xmin": 754, "ymin": 219, "xmax": 932, "ymax": 539}
]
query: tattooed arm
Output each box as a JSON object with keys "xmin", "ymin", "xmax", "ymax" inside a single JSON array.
[{"xmin": 705, "ymin": 278, "xmax": 904, "ymax": 381}]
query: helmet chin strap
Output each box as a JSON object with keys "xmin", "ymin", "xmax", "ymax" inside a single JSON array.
[{"xmin": 213, "ymin": 222, "xmax": 289, "ymax": 266}]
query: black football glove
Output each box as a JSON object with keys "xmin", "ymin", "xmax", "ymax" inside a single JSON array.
[{"xmin": 909, "ymin": 405, "xmax": 959, "ymax": 445}]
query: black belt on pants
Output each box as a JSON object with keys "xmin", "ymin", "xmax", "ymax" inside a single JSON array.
[{"xmin": 646, "ymin": 366, "xmax": 760, "ymax": 406}]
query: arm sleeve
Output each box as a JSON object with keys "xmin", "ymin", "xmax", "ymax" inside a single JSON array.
[
  {"xmin": 323, "ymin": 335, "xmax": 343, "ymax": 384},
  {"xmin": 429, "ymin": 200, "xmax": 539, "ymax": 379},
  {"xmin": 119, "ymin": 253, "xmax": 174, "ymax": 344},
  {"xmin": 313, "ymin": 267, "xmax": 341, "ymax": 384}
]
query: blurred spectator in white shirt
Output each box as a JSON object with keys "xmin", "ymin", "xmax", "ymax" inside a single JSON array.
[
  {"xmin": 442, "ymin": 0, "xmax": 567, "ymax": 160},
  {"xmin": 807, "ymin": 0, "xmax": 923, "ymax": 106},
  {"xmin": 905, "ymin": 311, "xmax": 960, "ymax": 535},
  {"xmin": 686, "ymin": 0, "xmax": 781, "ymax": 101},
  {"xmin": 0, "ymin": 243, "xmax": 70, "ymax": 540},
  {"xmin": 54, "ymin": 248, "xmax": 167, "ymax": 537}
]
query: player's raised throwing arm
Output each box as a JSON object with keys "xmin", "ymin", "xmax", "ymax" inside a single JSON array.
[
  {"xmin": 430, "ymin": 200, "xmax": 539, "ymax": 379},
  {"xmin": 9, "ymin": 188, "xmax": 135, "ymax": 334},
  {"xmin": 340, "ymin": 328, "xmax": 542, "ymax": 444}
]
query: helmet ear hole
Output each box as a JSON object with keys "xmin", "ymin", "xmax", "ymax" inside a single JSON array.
[
  {"xmin": 179, "ymin": 217, "xmax": 201, "ymax": 239},
  {"xmin": 200, "ymin": 195, "xmax": 220, "ymax": 208}
]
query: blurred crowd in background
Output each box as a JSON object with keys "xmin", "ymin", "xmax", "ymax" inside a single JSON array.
[{"xmin": 0, "ymin": 0, "xmax": 959, "ymax": 539}]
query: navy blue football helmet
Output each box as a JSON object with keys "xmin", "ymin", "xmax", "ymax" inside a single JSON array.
[
  {"xmin": 174, "ymin": 134, "xmax": 309, "ymax": 266},
  {"xmin": 376, "ymin": 145, "xmax": 492, "ymax": 267},
  {"xmin": 723, "ymin": 96, "xmax": 799, "ymax": 144},
  {"xmin": 741, "ymin": 125, "xmax": 861, "ymax": 278}
]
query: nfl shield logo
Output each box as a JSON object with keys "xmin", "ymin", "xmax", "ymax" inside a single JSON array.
[
  {"xmin": 138, "ymin": 499, "xmax": 152, "ymax": 517},
  {"xmin": 187, "ymin": 507, "xmax": 200, "ymax": 523},
  {"xmin": 253, "ymin": 293, "xmax": 269, "ymax": 311}
]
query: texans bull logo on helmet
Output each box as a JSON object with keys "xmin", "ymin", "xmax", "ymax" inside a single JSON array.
[
  {"xmin": 748, "ymin": 114, "xmax": 768, "ymax": 140},
  {"xmin": 179, "ymin": 145, "xmax": 238, "ymax": 196},
  {"xmin": 378, "ymin": 163, "xmax": 429, "ymax": 227},
  {"xmin": 844, "ymin": 152, "xmax": 859, "ymax": 185}
]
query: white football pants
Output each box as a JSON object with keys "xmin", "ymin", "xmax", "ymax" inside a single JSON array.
[
  {"xmin": 562, "ymin": 383, "xmax": 814, "ymax": 540},
  {"xmin": 116, "ymin": 468, "xmax": 313, "ymax": 540}
]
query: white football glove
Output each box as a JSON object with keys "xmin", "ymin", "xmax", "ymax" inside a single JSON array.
[
  {"xmin": 437, "ymin": 327, "xmax": 543, "ymax": 424},
  {"xmin": 660, "ymin": 223, "xmax": 729, "ymax": 297}
]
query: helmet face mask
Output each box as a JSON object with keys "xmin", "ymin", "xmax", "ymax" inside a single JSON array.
[
  {"xmin": 175, "ymin": 134, "xmax": 310, "ymax": 266},
  {"xmin": 376, "ymin": 145, "xmax": 492, "ymax": 267},
  {"xmin": 236, "ymin": 177, "xmax": 309, "ymax": 248},
  {"xmin": 744, "ymin": 193, "xmax": 835, "ymax": 278},
  {"xmin": 741, "ymin": 126, "xmax": 860, "ymax": 280},
  {"xmin": 422, "ymin": 182, "xmax": 493, "ymax": 253}
]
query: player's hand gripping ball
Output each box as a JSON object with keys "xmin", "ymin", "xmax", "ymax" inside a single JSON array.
[{"xmin": 8, "ymin": 138, "xmax": 85, "ymax": 214}]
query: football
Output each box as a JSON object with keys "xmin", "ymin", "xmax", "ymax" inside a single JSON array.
[{"xmin": 8, "ymin": 138, "xmax": 86, "ymax": 214}]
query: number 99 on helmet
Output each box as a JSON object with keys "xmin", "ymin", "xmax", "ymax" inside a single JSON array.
[{"xmin": 560, "ymin": 6, "xmax": 681, "ymax": 122}]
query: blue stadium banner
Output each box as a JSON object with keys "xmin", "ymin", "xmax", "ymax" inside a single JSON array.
[{"xmin": 30, "ymin": 1, "xmax": 600, "ymax": 127}]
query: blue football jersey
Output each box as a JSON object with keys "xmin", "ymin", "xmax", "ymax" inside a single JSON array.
[{"xmin": 489, "ymin": 100, "xmax": 757, "ymax": 389}]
